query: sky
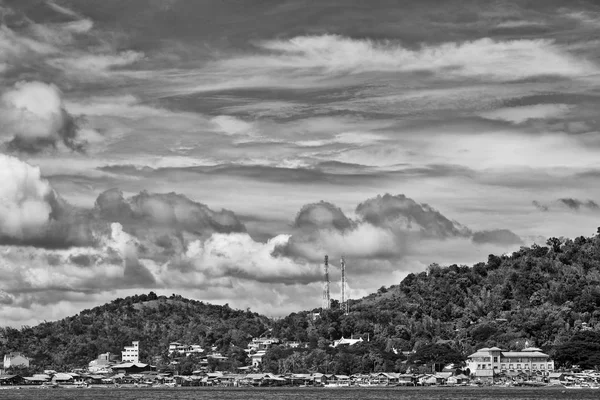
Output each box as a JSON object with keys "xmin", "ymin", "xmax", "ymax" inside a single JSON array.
[{"xmin": 1, "ymin": 0, "xmax": 600, "ymax": 327}]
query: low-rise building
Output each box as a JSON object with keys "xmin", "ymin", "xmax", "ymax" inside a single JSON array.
[
  {"xmin": 247, "ymin": 337, "xmax": 280, "ymax": 352},
  {"xmin": 467, "ymin": 347, "xmax": 554, "ymax": 379},
  {"xmin": 332, "ymin": 337, "xmax": 363, "ymax": 348},
  {"xmin": 89, "ymin": 352, "xmax": 119, "ymax": 372},
  {"xmin": 3, "ymin": 352, "xmax": 29, "ymax": 369},
  {"xmin": 168, "ymin": 342, "xmax": 204, "ymax": 356}
]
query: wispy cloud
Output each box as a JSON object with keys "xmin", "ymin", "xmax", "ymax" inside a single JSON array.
[
  {"xmin": 218, "ymin": 35, "xmax": 597, "ymax": 81},
  {"xmin": 533, "ymin": 198, "xmax": 600, "ymax": 212}
]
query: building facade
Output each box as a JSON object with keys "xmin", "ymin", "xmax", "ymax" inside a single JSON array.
[
  {"xmin": 3, "ymin": 352, "xmax": 29, "ymax": 369},
  {"xmin": 467, "ymin": 347, "xmax": 554, "ymax": 378},
  {"xmin": 168, "ymin": 342, "xmax": 204, "ymax": 356},
  {"xmin": 121, "ymin": 341, "xmax": 139, "ymax": 363}
]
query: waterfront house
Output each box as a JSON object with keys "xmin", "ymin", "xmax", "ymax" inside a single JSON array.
[
  {"xmin": 330, "ymin": 374, "xmax": 351, "ymax": 385},
  {"xmin": 447, "ymin": 374, "xmax": 470, "ymax": 385},
  {"xmin": 110, "ymin": 362, "xmax": 152, "ymax": 374},
  {"xmin": 372, "ymin": 372, "xmax": 399, "ymax": 385},
  {"xmin": 52, "ymin": 373, "xmax": 74, "ymax": 384},
  {"xmin": 398, "ymin": 373, "xmax": 416, "ymax": 386},
  {"xmin": 0, "ymin": 374, "xmax": 23, "ymax": 385},
  {"xmin": 548, "ymin": 372, "xmax": 571, "ymax": 385}
]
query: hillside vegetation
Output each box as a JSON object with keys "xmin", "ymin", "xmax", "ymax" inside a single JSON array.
[
  {"xmin": 3, "ymin": 232, "xmax": 600, "ymax": 373},
  {"xmin": 0, "ymin": 293, "xmax": 269, "ymax": 372},
  {"xmin": 268, "ymin": 232, "xmax": 600, "ymax": 372}
]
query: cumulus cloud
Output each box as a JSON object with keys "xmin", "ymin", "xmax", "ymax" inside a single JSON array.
[
  {"xmin": 0, "ymin": 154, "xmax": 54, "ymax": 240},
  {"xmin": 1, "ymin": 81, "xmax": 86, "ymax": 153},
  {"xmin": 219, "ymin": 35, "xmax": 596, "ymax": 81},
  {"xmin": 294, "ymin": 201, "xmax": 354, "ymax": 231},
  {"xmin": 355, "ymin": 194, "xmax": 471, "ymax": 238},
  {"xmin": 183, "ymin": 233, "xmax": 321, "ymax": 284},
  {"xmin": 0, "ymin": 154, "xmax": 102, "ymax": 248},
  {"xmin": 94, "ymin": 189, "xmax": 245, "ymax": 259},
  {"xmin": 277, "ymin": 193, "xmax": 520, "ymax": 264},
  {"xmin": 532, "ymin": 198, "xmax": 600, "ymax": 212}
]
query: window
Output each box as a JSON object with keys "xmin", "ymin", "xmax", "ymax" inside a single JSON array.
[
  {"xmin": 517, "ymin": 364, "xmax": 521, "ymax": 369},
  {"xmin": 493, "ymin": 357, "xmax": 498, "ymax": 363},
  {"xmin": 540, "ymin": 365, "xmax": 545, "ymax": 370},
  {"xmin": 532, "ymin": 364, "xmax": 536, "ymax": 369},
  {"xmin": 548, "ymin": 364, "xmax": 553, "ymax": 370}
]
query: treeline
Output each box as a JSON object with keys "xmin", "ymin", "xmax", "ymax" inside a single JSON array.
[
  {"xmin": 4, "ymin": 231, "xmax": 600, "ymax": 372},
  {"xmin": 269, "ymin": 231, "xmax": 600, "ymax": 371},
  {"xmin": 0, "ymin": 293, "xmax": 269, "ymax": 372}
]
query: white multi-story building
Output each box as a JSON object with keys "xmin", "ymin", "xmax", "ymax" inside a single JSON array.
[
  {"xmin": 3, "ymin": 352, "xmax": 29, "ymax": 369},
  {"xmin": 467, "ymin": 347, "xmax": 554, "ymax": 379},
  {"xmin": 121, "ymin": 341, "xmax": 139, "ymax": 363}
]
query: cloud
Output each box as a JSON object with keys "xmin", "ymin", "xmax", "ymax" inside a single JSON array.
[
  {"xmin": 532, "ymin": 200, "xmax": 549, "ymax": 212},
  {"xmin": 532, "ymin": 198, "xmax": 600, "ymax": 212},
  {"xmin": 218, "ymin": 35, "xmax": 597, "ymax": 81},
  {"xmin": 1, "ymin": 81, "xmax": 87, "ymax": 153},
  {"xmin": 559, "ymin": 198, "xmax": 599, "ymax": 211},
  {"xmin": 0, "ymin": 154, "xmax": 54, "ymax": 241},
  {"xmin": 472, "ymin": 229, "xmax": 523, "ymax": 246},
  {"xmin": 95, "ymin": 189, "xmax": 245, "ymax": 237},
  {"xmin": 278, "ymin": 193, "xmax": 521, "ymax": 264},
  {"xmin": 355, "ymin": 194, "xmax": 471, "ymax": 238},
  {"xmin": 48, "ymin": 51, "xmax": 145, "ymax": 78},
  {"xmin": 294, "ymin": 201, "xmax": 354, "ymax": 231},
  {"xmin": 480, "ymin": 104, "xmax": 573, "ymax": 124},
  {"xmin": 0, "ymin": 154, "xmax": 104, "ymax": 248},
  {"xmin": 183, "ymin": 233, "xmax": 321, "ymax": 285}
]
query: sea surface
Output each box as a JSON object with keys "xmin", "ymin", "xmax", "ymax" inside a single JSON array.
[{"xmin": 0, "ymin": 387, "xmax": 596, "ymax": 400}]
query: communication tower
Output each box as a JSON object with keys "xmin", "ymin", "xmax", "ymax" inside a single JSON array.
[
  {"xmin": 340, "ymin": 257, "xmax": 349, "ymax": 314},
  {"xmin": 322, "ymin": 255, "xmax": 330, "ymax": 309}
]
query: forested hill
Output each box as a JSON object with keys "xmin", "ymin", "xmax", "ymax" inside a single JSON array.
[
  {"xmin": 269, "ymin": 233, "xmax": 600, "ymax": 371},
  {"xmin": 0, "ymin": 293, "xmax": 270, "ymax": 371},
  {"xmin": 4, "ymin": 232, "xmax": 600, "ymax": 373}
]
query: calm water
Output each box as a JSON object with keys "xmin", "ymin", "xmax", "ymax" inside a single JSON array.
[{"xmin": 0, "ymin": 387, "xmax": 596, "ymax": 400}]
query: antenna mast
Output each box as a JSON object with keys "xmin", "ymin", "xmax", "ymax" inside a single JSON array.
[
  {"xmin": 322, "ymin": 255, "xmax": 330, "ymax": 309},
  {"xmin": 340, "ymin": 257, "xmax": 348, "ymax": 315}
]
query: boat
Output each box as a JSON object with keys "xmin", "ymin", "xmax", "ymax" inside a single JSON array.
[
  {"xmin": 563, "ymin": 384, "xmax": 600, "ymax": 389},
  {"xmin": 324, "ymin": 382, "xmax": 351, "ymax": 388}
]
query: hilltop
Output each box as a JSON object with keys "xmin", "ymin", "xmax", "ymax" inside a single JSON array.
[
  {"xmin": 268, "ymin": 232, "xmax": 600, "ymax": 372},
  {"xmin": 0, "ymin": 293, "xmax": 270, "ymax": 371}
]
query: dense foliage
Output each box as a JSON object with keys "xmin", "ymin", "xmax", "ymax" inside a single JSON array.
[
  {"xmin": 270, "ymin": 232, "xmax": 600, "ymax": 371},
  {"xmin": 0, "ymin": 293, "xmax": 269, "ymax": 371}
]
